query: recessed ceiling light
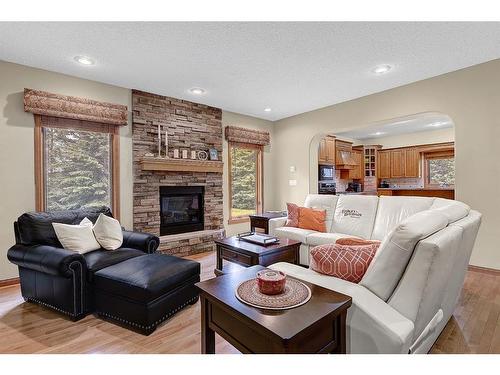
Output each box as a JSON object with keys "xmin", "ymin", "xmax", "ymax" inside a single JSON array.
[
  {"xmin": 373, "ymin": 131, "xmax": 386, "ymax": 136},
  {"xmin": 264, "ymin": 108, "xmax": 272, "ymax": 112},
  {"xmin": 372, "ymin": 64, "xmax": 393, "ymax": 75},
  {"xmin": 189, "ymin": 87, "xmax": 206, "ymax": 95},
  {"xmin": 74, "ymin": 55, "xmax": 95, "ymax": 66}
]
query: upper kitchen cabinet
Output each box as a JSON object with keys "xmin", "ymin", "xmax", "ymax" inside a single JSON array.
[
  {"xmin": 377, "ymin": 150, "xmax": 391, "ymax": 178},
  {"xmin": 318, "ymin": 135, "xmax": 336, "ymax": 165},
  {"xmin": 390, "ymin": 149, "xmax": 406, "ymax": 178},
  {"xmin": 404, "ymin": 147, "xmax": 421, "ymax": 177},
  {"xmin": 349, "ymin": 147, "xmax": 364, "ymax": 179}
]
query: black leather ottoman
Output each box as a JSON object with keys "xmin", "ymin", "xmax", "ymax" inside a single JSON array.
[{"xmin": 93, "ymin": 253, "xmax": 200, "ymax": 334}]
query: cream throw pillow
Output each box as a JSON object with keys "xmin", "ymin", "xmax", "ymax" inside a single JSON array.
[
  {"xmin": 93, "ymin": 213, "xmax": 123, "ymax": 250},
  {"xmin": 52, "ymin": 218, "xmax": 101, "ymax": 254}
]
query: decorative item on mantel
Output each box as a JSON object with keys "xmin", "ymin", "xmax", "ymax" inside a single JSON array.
[
  {"xmin": 173, "ymin": 149, "xmax": 179, "ymax": 158},
  {"xmin": 209, "ymin": 148, "xmax": 218, "ymax": 161},
  {"xmin": 198, "ymin": 150, "xmax": 208, "ymax": 161},
  {"xmin": 182, "ymin": 150, "xmax": 188, "ymax": 159},
  {"xmin": 191, "ymin": 150, "xmax": 197, "ymax": 160}
]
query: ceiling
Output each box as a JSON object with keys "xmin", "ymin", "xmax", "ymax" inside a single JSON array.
[
  {"xmin": 0, "ymin": 22, "xmax": 499, "ymax": 121},
  {"xmin": 336, "ymin": 112, "xmax": 453, "ymax": 140}
]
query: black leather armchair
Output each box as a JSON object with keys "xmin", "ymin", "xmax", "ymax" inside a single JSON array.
[{"xmin": 7, "ymin": 207, "xmax": 159, "ymax": 320}]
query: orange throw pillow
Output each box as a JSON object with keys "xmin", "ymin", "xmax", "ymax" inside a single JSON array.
[
  {"xmin": 310, "ymin": 242, "xmax": 381, "ymax": 283},
  {"xmin": 285, "ymin": 203, "xmax": 300, "ymax": 227},
  {"xmin": 298, "ymin": 207, "xmax": 327, "ymax": 232}
]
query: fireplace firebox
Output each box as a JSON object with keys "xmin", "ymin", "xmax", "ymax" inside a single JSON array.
[{"xmin": 160, "ymin": 186, "xmax": 204, "ymax": 235}]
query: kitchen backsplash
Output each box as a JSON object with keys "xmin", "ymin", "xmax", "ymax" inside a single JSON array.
[{"xmin": 381, "ymin": 177, "xmax": 424, "ymax": 189}]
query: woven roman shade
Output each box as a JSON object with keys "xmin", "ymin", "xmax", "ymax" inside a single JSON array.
[
  {"xmin": 225, "ymin": 126, "xmax": 270, "ymax": 146},
  {"xmin": 24, "ymin": 88, "xmax": 128, "ymax": 126}
]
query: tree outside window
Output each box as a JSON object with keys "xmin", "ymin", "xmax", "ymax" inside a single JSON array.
[
  {"xmin": 229, "ymin": 142, "xmax": 263, "ymax": 222},
  {"xmin": 424, "ymin": 151, "xmax": 455, "ymax": 188}
]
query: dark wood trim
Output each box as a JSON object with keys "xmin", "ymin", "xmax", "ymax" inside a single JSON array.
[
  {"xmin": 0, "ymin": 277, "xmax": 20, "ymax": 288},
  {"xmin": 381, "ymin": 141, "xmax": 454, "ymax": 152},
  {"xmin": 468, "ymin": 265, "xmax": 500, "ymax": 276},
  {"xmin": 33, "ymin": 115, "xmax": 120, "ymax": 216}
]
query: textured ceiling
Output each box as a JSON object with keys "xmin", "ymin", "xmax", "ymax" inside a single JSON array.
[{"xmin": 0, "ymin": 22, "xmax": 499, "ymax": 121}]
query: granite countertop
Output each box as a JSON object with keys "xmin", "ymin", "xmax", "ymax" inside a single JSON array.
[{"xmin": 377, "ymin": 187, "xmax": 455, "ymax": 191}]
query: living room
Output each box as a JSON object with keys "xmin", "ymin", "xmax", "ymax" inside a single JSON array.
[{"xmin": 1, "ymin": 1, "xmax": 500, "ymax": 372}]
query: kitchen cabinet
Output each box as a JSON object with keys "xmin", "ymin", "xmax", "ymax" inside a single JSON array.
[
  {"xmin": 377, "ymin": 150, "xmax": 391, "ymax": 179},
  {"xmin": 318, "ymin": 136, "xmax": 336, "ymax": 165},
  {"xmin": 335, "ymin": 140, "xmax": 357, "ymax": 169},
  {"xmin": 404, "ymin": 147, "xmax": 420, "ymax": 177},
  {"xmin": 349, "ymin": 148, "xmax": 363, "ymax": 179},
  {"xmin": 390, "ymin": 149, "xmax": 405, "ymax": 178}
]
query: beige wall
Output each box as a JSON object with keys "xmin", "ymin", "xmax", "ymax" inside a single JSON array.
[
  {"xmin": 0, "ymin": 61, "xmax": 132, "ymax": 280},
  {"xmin": 362, "ymin": 127, "xmax": 455, "ymax": 149},
  {"xmin": 273, "ymin": 59, "xmax": 500, "ymax": 270},
  {"xmin": 221, "ymin": 111, "xmax": 275, "ymax": 236}
]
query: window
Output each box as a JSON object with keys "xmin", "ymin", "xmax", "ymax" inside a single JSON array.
[
  {"xmin": 228, "ymin": 142, "xmax": 263, "ymax": 222},
  {"xmin": 424, "ymin": 150, "xmax": 455, "ymax": 188},
  {"xmin": 34, "ymin": 115, "xmax": 120, "ymax": 217}
]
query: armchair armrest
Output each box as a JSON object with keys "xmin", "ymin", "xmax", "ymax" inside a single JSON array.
[
  {"xmin": 268, "ymin": 217, "xmax": 288, "ymax": 236},
  {"xmin": 7, "ymin": 244, "xmax": 86, "ymax": 277},
  {"xmin": 121, "ymin": 230, "xmax": 160, "ymax": 253}
]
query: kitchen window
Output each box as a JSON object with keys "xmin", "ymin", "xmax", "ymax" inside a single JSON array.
[
  {"xmin": 34, "ymin": 115, "xmax": 120, "ymax": 217},
  {"xmin": 424, "ymin": 150, "xmax": 455, "ymax": 188},
  {"xmin": 228, "ymin": 142, "xmax": 263, "ymax": 223}
]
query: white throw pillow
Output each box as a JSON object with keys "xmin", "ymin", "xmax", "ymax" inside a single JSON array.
[
  {"xmin": 52, "ymin": 220, "xmax": 101, "ymax": 254},
  {"xmin": 93, "ymin": 213, "xmax": 123, "ymax": 250}
]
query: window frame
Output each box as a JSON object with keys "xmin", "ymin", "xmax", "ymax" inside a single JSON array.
[
  {"xmin": 34, "ymin": 115, "xmax": 120, "ymax": 219},
  {"xmin": 423, "ymin": 149, "xmax": 455, "ymax": 189},
  {"xmin": 227, "ymin": 141, "xmax": 263, "ymax": 224}
]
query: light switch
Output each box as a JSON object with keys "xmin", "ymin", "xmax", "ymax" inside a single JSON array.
[
  {"xmin": 289, "ymin": 179, "xmax": 297, "ymax": 186},
  {"xmin": 289, "ymin": 166, "xmax": 296, "ymax": 173}
]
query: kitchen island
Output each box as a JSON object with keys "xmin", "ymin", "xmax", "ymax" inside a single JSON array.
[{"xmin": 377, "ymin": 188, "xmax": 454, "ymax": 200}]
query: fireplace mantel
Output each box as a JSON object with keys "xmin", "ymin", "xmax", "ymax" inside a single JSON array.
[{"xmin": 139, "ymin": 157, "xmax": 223, "ymax": 173}]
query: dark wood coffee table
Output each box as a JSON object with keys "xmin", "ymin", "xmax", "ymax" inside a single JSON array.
[
  {"xmin": 214, "ymin": 236, "xmax": 300, "ymax": 276},
  {"xmin": 196, "ymin": 265, "xmax": 351, "ymax": 354}
]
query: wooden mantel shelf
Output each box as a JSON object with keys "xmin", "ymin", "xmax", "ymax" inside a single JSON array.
[{"xmin": 139, "ymin": 157, "xmax": 223, "ymax": 173}]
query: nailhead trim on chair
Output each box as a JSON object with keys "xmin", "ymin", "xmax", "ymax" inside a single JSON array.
[
  {"xmin": 96, "ymin": 295, "xmax": 199, "ymax": 331},
  {"xmin": 25, "ymin": 297, "xmax": 80, "ymax": 318}
]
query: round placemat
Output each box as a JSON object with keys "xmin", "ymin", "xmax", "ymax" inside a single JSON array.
[{"xmin": 235, "ymin": 277, "xmax": 311, "ymax": 310}]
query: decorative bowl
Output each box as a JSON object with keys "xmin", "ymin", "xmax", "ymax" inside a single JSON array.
[{"xmin": 256, "ymin": 270, "xmax": 286, "ymax": 295}]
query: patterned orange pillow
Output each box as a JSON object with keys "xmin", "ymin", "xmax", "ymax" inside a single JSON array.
[
  {"xmin": 310, "ymin": 242, "xmax": 381, "ymax": 283},
  {"xmin": 285, "ymin": 203, "xmax": 300, "ymax": 227},
  {"xmin": 298, "ymin": 207, "xmax": 327, "ymax": 232}
]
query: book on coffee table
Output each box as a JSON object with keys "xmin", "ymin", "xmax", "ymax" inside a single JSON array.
[{"xmin": 237, "ymin": 232, "xmax": 280, "ymax": 246}]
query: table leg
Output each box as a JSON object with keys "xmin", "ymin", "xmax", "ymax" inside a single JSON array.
[
  {"xmin": 332, "ymin": 310, "xmax": 347, "ymax": 354},
  {"xmin": 201, "ymin": 296, "xmax": 215, "ymax": 354},
  {"xmin": 216, "ymin": 245, "xmax": 223, "ymax": 273}
]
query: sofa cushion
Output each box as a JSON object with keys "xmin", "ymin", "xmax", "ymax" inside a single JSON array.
[
  {"xmin": 298, "ymin": 207, "xmax": 327, "ymax": 232},
  {"xmin": 274, "ymin": 227, "xmax": 316, "ymax": 243},
  {"xmin": 371, "ymin": 196, "xmax": 434, "ymax": 240},
  {"xmin": 360, "ymin": 210, "xmax": 448, "ymax": 301},
  {"xmin": 310, "ymin": 242, "xmax": 380, "ymax": 283},
  {"xmin": 304, "ymin": 194, "xmax": 339, "ymax": 232},
  {"xmin": 16, "ymin": 207, "xmax": 113, "ymax": 247},
  {"xmin": 93, "ymin": 214, "xmax": 124, "ymax": 250},
  {"xmin": 331, "ymin": 195, "xmax": 379, "ymax": 239},
  {"xmin": 52, "ymin": 221, "xmax": 101, "ymax": 254},
  {"xmin": 93, "ymin": 254, "xmax": 200, "ymax": 303},
  {"xmin": 306, "ymin": 232, "xmax": 358, "ymax": 246},
  {"xmin": 429, "ymin": 198, "xmax": 470, "ymax": 224},
  {"xmin": 285, "ymin": 203, "xmax": 300, "ymax": 227},
  {"xmin": 83, "ymin": 248, "xmax": 145, "ymax": 276}
]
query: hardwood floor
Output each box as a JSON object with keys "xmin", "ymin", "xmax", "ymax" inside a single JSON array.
[{"xmin": 0, "ymin": 251, "xmax": 498, "ymax": 354}]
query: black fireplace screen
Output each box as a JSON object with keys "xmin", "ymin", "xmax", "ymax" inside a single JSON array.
[{"xmin": 160, "ymin": 186, "xmax": 204, "ymax": 235}]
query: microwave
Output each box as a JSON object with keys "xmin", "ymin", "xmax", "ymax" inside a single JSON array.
[{"xmin": 319, "ymin": 165, "xmax": 335, "ymax": 181}]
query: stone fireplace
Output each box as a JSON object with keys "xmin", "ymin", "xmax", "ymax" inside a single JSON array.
[{"xmin": 132, "ymin": 90, "xmax": 224, "ymax": 256}]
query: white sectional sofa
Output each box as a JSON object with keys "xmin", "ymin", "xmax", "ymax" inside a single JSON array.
[{"xmin": 268, "ymin": 194, "xmax": 481, "ymax": 354}]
